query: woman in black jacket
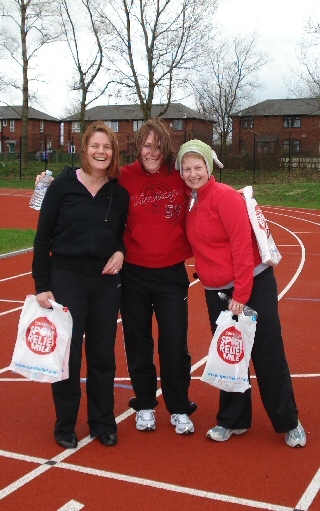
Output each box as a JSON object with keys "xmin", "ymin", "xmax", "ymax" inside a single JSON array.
[{"xmin": 32, "ymin": 122, "xmax": 129, "ymax": 449}]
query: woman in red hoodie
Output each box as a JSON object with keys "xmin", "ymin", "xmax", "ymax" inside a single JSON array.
[
  {"xmin": 176, "ymin": 139, "xmax": 306, "ymax": 448},
  {"xmin": 118, "ymin": 119, "xmax": 196, "ymax": 434}
]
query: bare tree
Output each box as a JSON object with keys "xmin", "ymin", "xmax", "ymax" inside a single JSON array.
[
  {"xmin": 59, "ymin": 0, "xmax": 112, "ymax": 135},
  {"xmin": 0, "ymin": 0, "xmax": 61, "ymax": 169},
  {"xmin": 191, "ymin": 33, "xmax": 268, "ymax": 158},
  {"xmin": 291, "ymin": 19, "xmax": 320, "ymax": 101},
  {"xmin": 97, "ymin": 0, "xmax": 217, "ymax": 120}
]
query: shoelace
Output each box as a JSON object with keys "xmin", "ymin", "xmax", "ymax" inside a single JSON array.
[
  {"xmin": 138, "ymin": 410, "xmax": 154, "ymax": 420},
  {"xmin": 174, "ymin": 414, "xmax": 189, "ymax": 424}
]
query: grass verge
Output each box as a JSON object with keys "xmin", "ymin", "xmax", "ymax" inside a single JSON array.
[{"xmin": 0, "ymin": 229, "xmax": 36, "ymax": 255}]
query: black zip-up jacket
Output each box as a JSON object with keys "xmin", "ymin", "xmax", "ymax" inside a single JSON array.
[{"xmin": 32, "ymin": 167, "xmax": 129, "ymax": 293}]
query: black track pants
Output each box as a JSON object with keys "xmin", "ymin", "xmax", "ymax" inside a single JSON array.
[
  {"xmin": 50, "ymin": 267, "xmax": 120, "ymax": 439},
  {"xmin": 205, "ymin": 267, "xmax": 298, "ymax": 433},
  {"xmin": 120, "ymin": 262, "xmax": 195, "ymax": 415}
]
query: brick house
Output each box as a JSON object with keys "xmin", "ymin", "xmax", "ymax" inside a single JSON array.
[
  {"xmin": 231, "ymin": 98, "xmax": 320, "ymax": 157},
  {"xmin": 63, "ymin": 103, "xmax": 214, "ymax": 161},
  {"xmin": 0, "ymin": 106, "xmax": 61, "ymax": 154}
]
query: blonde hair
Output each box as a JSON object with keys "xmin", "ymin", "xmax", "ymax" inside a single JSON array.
[
  {"xmin": 181, "ymin": 151, "xmax": 206, "ymax": 166},
  {"xmin": 134, "ymin": 118, "xmax": 174, "ymax": 172},
  {"xmin": 81, "ymin": 121, "xmax": 120, "ymax": 178}
]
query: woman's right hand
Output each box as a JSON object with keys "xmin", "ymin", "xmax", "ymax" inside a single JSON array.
[
  {"xmin": 35, "ymin": 172, "xmax": 46, "ymax": 185},
  {"xmin": 36, "ymin": 291, "xmax": 55, "ymax": 308},
  {"xmin": 35, "ymin": 172, "xmax": 54, "ymax": 186}
]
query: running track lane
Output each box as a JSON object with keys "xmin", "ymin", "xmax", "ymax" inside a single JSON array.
[{"xmin": 0, "ymin": 192, "xmax": 319, "ymax": 510}]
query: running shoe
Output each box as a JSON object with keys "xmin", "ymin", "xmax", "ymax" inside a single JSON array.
[
  {"xmin": 207, "ymin": 426, "xmax": 247, "ymax": 442},
  {"xmin": 136, "ymin": 409, "xmax": 156, "ymax": 431},
  {"xmin": 285, "ymin": 420, "xmax": 306, "ymax": 447},
  {"xmin": 170, "ymin": 414, "xmax": 194, "ymax": 434}
]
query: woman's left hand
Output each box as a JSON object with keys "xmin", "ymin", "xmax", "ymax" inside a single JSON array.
[
  {"xmin": 229, "ymin": 299, "xmax": 244, "ymax": 316},
  {"xmin": 102, "ymin": 251, "xmax": 124, "ymax": 275}
]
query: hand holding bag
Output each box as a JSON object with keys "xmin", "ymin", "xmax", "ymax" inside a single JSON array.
[
  {"xmin": 10, "ymin": 295, "xmax": 72, "ymax": 383},
  {"xmin": 243, "ymin": 186, "xmax": 282, "ymax": 266},
  {"xmin": 201, "ymin": 310, "xmax": 257, "ymax": 392}
]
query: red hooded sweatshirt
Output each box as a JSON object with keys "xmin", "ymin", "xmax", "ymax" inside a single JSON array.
[
  {"xmin": 185, "ymin": 177, "xmax": 262, "ymax": 303},
  {"xmin": 119, "ymin": 160, "xmax": 192, "ymax": 268}
]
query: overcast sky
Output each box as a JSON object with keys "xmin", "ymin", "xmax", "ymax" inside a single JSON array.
[
  {"xmin": 214, "ymin": 0, "xmax": 319, "ymax": 103},
  {"xmin": 2, "ymin": 0, "xmax": 320, "ymax": 118}
]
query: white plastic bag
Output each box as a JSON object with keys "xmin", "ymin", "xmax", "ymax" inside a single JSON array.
[
  {"xmin": 10, "ymin": 295, "xmax": 72, "ymax": 383},
  {"xmin": 201, "ymin": 310, "xmax": 257, "ymax": 392},
  {"xmin": 243, "ymin": 186, "xmax": 282, "ymax": 266}
]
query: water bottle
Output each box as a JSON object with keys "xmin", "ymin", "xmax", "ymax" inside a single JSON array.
[
  {"xmin": 218, "ymin": 292, "xmax": 258, "ymax": 319},
  {"xmin": 29, "ymin": 170, "xmax": 53, "ymax": 210}
]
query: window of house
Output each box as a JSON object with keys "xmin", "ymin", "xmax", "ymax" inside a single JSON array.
[
  {"xmin": 105, "ymin": 120, "xmax": 118, "ymax": 132},
  {"xmin": 133, "ymin": 120, "xmax": 144, "ymax": 131},
  {"xmin": 172, "ymin": 119, "xmax": 183, "ymax": 131},
  {"xmin": 241, "ymin": 116, "xmax": 254, "ymax": 129},
  {"xmin": 40, "ymin": 121, "xmax": 44, "ymax": 132},
  {"xmin": 72, "ymin": 122, "xmax": 81, "ymax": 132},
  {"xmin": 239, "ymin": 141, "xmax": 247, "ymax": 154},
  {"xmin": 10, "ymin": 120, "xmax": 15, "ymax": 132},
  {"xmin": 284, "ymin": 139, "xmax": 300, "ymax": 153},
  {"xmin": 256, "ymin": 141, "xmax": 275, "ymax": 154},
  {"xmin": 284, "ymin": 116, "xmax": 301, "ymax": 128},
  {"xmin": 2, "ymin": 119, "xmax": 7, "ymax": 126},
  {"xmin": 47, "ymin": 141, "xmax": 52, "ymax": 149}
]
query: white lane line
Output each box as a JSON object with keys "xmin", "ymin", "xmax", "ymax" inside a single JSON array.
[
  {"xmin": 263, "ymin": 206, "xmax": 320, "ymax": 217},
  {"xmin": 0, "ymin": 450, "xmax": 47, "ymax": 464},
  {"xmin": 0, "ymin": 272, "xmax": 31, "ymax": 282},
  {"xmin": 294, "ymin": 468, "xmax": 320, "ymax": 511},
  {"xmin": 190, "ymin": 374, "xmax": 320, "ymax": 379},
  {"xmin": 0, "ymin": 306, "xmax": 23, "ymax": 316},
  {"xmin": 0, "ymin": 464, "xmax": 53, "ymax": 499},
  {"xmin": 0, "ymin": 447, "xmax": 295, "ymax": 511},
  {"xmin": 268, "ymin": 221, "xmax": 305, "ymax": 301},
  {"xmin": 266, "ymin": 212, "xmax": 320, "ymax": 227},
  {"xmin": 0, "ymin": 212, "xmax": 315, "ymax": 510},
  {"xmin": 53, "ymin": 462, "xmax": 296, "ymax": 511},
  {"xmin": 57, "ymin": 500, "xmax": 85, "ymax": 511},
  {"xmin": 0, "ymin": 248, "xmax": 33, "ymax": 259},
  {"xmin": 0, "ymin": 299, "xmax": 25, "ymax": 303}
]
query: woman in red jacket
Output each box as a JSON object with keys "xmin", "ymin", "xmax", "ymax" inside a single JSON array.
[
  {"xmin": 119, "ymin": 119, "xmax": 196, "ymax": 434},
  {"xmin": 176, "ymin": 139, "xmax": 306, "ymax": 447}
]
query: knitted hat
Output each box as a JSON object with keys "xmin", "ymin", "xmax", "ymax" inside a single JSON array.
[{"xmin": 175, "ymin": 139, "xmax": 224, "ymax": 177}]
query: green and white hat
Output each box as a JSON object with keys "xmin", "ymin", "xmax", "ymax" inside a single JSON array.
[{"xmin": 176, "ymin": 139, "xmax": 224, "ymax": 177}]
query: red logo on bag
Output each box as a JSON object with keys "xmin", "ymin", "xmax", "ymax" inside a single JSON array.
[
  {"xmin": 255, "ymin": 205, "xmax": 270, "ymax": 237},
  {"xmin": 217, "ymin": 326, "xmax": 244, "ymax": 364},
  {"xmin": 26, "ymin": 317, "xmax": 57, "ymax": 354}
]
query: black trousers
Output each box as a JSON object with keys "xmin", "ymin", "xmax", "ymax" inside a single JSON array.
[
  {"xmin": 120, "ymin": 262, "xmax": 195, "ymax": 415},
  {"xmin": 49, "ymin": 267, "xmax": 120, "ymax": 439},
  {"xmin": 205, "ymin": 267, "xmax": 298, "ymax": 434}
]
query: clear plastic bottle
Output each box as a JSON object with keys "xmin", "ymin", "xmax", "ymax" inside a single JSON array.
[
  {"xmin": 218, "ymin": 292, "xmax": 258, "ymax": 319},
  {"xmin": 29, "ymin": 170, "xmax": 53, "ymax": 210}
]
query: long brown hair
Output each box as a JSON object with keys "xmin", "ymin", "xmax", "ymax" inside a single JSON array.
[
  {"xmin": 134, "ymin": 118, "xmax": 174, "ymax": 172},
  {"xmin": 81, "ymin": 121, "xmax": 120, "ymax": 178}
]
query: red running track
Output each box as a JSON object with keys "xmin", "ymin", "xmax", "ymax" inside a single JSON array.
[{"xmin": 0, "ymin": 190, "xmax": 319, "ymax": 511}]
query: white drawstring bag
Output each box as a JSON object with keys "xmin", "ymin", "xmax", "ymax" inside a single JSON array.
[
  {"xmin": 10, "ymin": 295, "xmax": 72, "ymax": 383},
  {"xmin": 243, "ymin": 186, "xmax": 282, "ymax": 266},
  {"xmin": 201, "ymin": 310, "xmax": 257, "ymax": 392}
]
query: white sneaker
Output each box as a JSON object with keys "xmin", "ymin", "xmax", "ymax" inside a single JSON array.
[
  {"xmin": 170, "ymin": 414, "xmax": 194, "ymax": 434},
  {"xmin": 136, "ymin": 410, "xmax": 156, "ymax": 431},
  {"xmin": 285, "ymin": 420, "xmax": 306, "ymax": 447},
  {"xmin": 207, "ymin": 426, "xmax": 247, "ymax": 442}
]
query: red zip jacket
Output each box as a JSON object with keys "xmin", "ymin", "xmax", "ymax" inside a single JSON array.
[
  {"xmin": 119, "ymin": 160, "xmax": 192, "ymax": 267},
  {"xmin": 185, "ymin": 177, "xmax": 262, "ymax": 303}
]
